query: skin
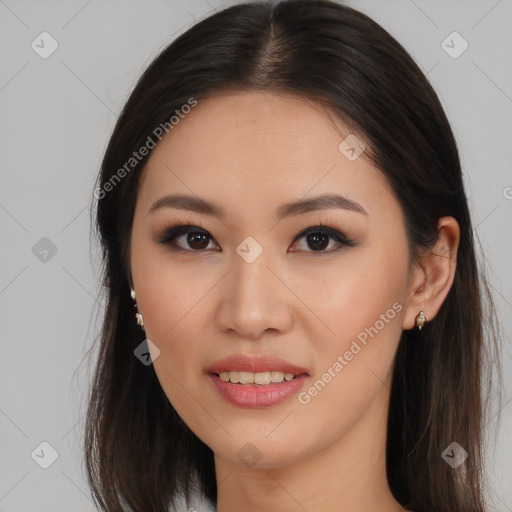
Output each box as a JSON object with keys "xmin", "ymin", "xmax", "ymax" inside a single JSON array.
[{"xmin": 130, "ymin": 90, "xmax": 460, "ymax": 512}]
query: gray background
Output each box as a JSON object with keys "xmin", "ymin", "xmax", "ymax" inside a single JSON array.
[{"xmin": 0, "ymin": 0, "xmax": 511, "ymax": 510}]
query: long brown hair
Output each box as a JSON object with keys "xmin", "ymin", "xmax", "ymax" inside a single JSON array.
[{"xmin": 85, "ymin": 1, "xmax": 502, "ymax": 511}]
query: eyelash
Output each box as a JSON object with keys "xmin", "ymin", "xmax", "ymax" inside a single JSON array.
[{"xmin": 156, "ymin": 220, "xmax": 355, "ymax": 255}]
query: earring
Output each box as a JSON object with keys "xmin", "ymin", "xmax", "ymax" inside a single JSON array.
[
  {"xmin": 415, "ymin": 310, "xmax": 426, "ymax": 331},
  {"xmin": 130, "ymin": 288, "xmax": 145, "ymax": 330},
  {"xmin": 135, "ymin": 312, "xmax": 144, "ymax": 329}
]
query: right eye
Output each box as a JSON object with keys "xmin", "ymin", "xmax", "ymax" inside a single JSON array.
[{"xmin": 157, "ymin": 223, "xmax": 219, "ymax": 253}]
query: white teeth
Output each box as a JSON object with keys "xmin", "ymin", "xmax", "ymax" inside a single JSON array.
[
  {"xmin": 238, "ymin": 371, "xmax": 254, "ymax": 384},
  {"xmin": 218, "ymin": 370, "xmax": 299, "ymax": 385},
  {"xmin": 253, "ymin": 372, "xmax": 271, "ymax": 385},
  {"xmin": 270, "ymin": 370, "xmax": 284, "ymax": 382}
]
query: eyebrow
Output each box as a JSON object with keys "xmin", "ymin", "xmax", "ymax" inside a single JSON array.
[{"xmin": 148, "ymin": 193, "xmax": 368, "ymax": 219}]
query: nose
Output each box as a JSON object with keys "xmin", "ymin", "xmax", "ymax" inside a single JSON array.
[{"xmin": 215, "ymin": 246, "xmax": 294, "ymax": 340}]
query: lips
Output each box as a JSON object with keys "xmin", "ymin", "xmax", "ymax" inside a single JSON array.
[
  {"xmin": 206, "ymin": 353, "xmax": 309, "ymax": 376},
  {"xmin": 209, "ymin": 373, "xmax": 309, "ymax": 407},
  {"xmin": 206, "ymin": 354, "xmax": 310, "ymax": 407}
]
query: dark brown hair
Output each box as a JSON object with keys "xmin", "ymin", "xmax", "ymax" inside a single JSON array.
[{"xmin": 85, "ymin": 1, "xmax": 501, "ymax": 511}]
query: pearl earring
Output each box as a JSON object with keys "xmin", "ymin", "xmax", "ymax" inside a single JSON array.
[
  {"xmin": 415, "ymin": 310, "xmax": 426, "ymax": 330},
  {"xmin": 130, "ymin": 288, "xmax": 144, "ymax": 330}
]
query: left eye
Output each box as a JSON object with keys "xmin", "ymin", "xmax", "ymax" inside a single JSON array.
[
  {"xmin": 290, "ymin": 225, "xmax": 354, "ymax": 253},
  {"xmin": 157, "ymin": 224, "xmax": 354, "ymax": 254}
]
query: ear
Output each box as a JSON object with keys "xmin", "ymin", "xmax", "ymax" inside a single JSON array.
[{"xmin": 402, "ymin": 216, "xmax": 460, "ymax": 330}]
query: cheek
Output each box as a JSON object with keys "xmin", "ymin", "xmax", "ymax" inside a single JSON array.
[
  {"xmin": 130, "ymin": 222, "xmax": 211, "ymax": 343},
  {"xmin": 304, "ymin": 248, "xmax": 407, "ymax": 351},
  {"xmin": 129, "ymin": 225, "xmax": 210, "ymax": 394},
  {"xmin": 299, "ymin": 245, "xmax": 408, "ymax": 416},
  {"xmin": 139, "ymin": 267, "xmax": 218, "ymax": 348},
  {"xmin": 135, "ymin": 266, "xmax": 214, "ymax": 429},
  {"xmin": 292, "ymin": 268, "xmax": 406, "ymax": 447}
]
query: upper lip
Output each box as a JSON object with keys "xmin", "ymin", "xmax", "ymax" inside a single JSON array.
[{"xmin": 207, "ymin": 353, "xmax": 309, "ymax": 375}]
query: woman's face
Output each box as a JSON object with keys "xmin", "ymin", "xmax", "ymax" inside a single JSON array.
[{"xmin": 130, "ymin": 90, "xmax": 415, "ymax": 469}]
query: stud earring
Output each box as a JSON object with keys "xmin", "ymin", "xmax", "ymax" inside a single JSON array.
[
  {"xmin": 130, "ymin": 288, "xmax": 145, "ymax": 330},
  {"xmin": 415, "ymin": 311, "xmax": 426, "ymax": 331}
]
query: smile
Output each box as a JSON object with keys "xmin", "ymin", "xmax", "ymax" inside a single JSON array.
[
  {"xmin": 206, "ymin": 353, "xmax": 310, "ymax": 407},
  {"xmin": 217, "ymin": 370, "xmax": 300, "ymax": 385},
  {"xmin": 208, "ymin": 373, "xmax": 309, "ymax": 407}
]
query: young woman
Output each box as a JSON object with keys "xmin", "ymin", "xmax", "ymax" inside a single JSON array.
[{"xmin": 85, "ymin": 1, "xmax": 501, "ymax": 511}]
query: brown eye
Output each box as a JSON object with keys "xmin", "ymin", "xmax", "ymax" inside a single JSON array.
[
  {"xmin": 186, "ymin": 232, "xmax": 210, "ymax": 250},
  {"xmin": 305, "ymin": 232, "xmax": 330, "ymax": 251},
  {"xmin": 158, "ymin": 225, "xmax": 217, "ymax": 252},
  {"xmin": 290, "ymin": 225, "xmax": 354, "ymax": 254}
]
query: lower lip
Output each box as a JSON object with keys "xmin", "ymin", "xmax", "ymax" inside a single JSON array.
[{"xmin": 208, "ymin": 373, "xmax": 308, "ymax": 408}]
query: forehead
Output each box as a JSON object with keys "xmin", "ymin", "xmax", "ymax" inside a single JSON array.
[{"xmin": 138, "ymin": 90, "xmax": 395, "ymax": 221}]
